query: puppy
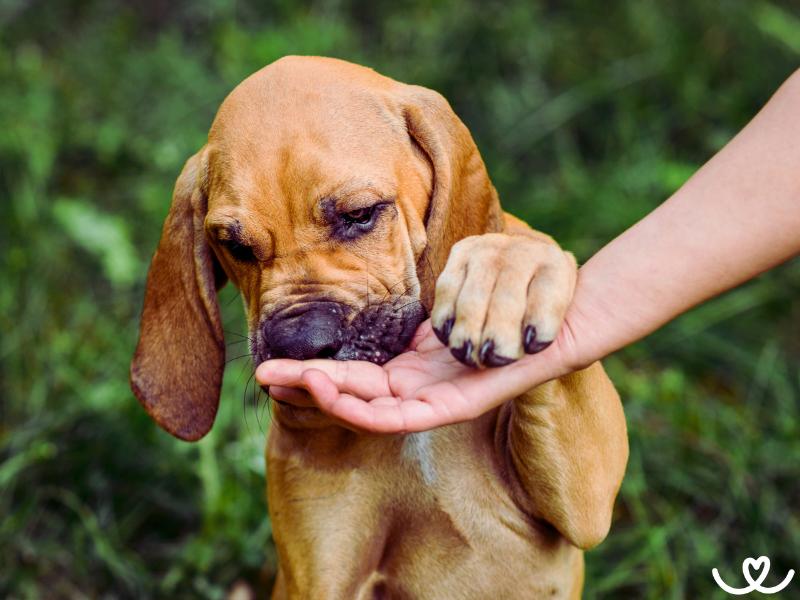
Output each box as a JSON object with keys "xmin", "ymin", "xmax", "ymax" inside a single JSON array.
[{"xmin": 131, "ymin": 56, "xmax": 628, "ymax": 599}]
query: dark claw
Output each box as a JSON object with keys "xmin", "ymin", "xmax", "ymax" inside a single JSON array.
[
  {"xmin": 479, "ymin": 339, "xmax": 515, "ymax": 368},
  {"xmin": 260, "ymin": 384, "xmax": 270, "ymax": 395},
  {"xmin": 434, "ymin": 317, "xmax": 455, "ymax": 345},
  {"xmin": 451, "ymin": 340, "xmax": 476, "ymax": 367},
  {"xmin": 523, "ymin": 325, "xmax": 536, "ymax": 352},
  {"xmin": 530, "ymin": 340, "xmax": 552, "ymax": 353},
  {"xmin": 524, "ymin": 325, "xmax": 552, "ymax": 354}
]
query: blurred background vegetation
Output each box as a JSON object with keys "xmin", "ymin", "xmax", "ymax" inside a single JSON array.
[{"xmin": 2, "ymin": 1, "xmax": 799, "ymax": 598}]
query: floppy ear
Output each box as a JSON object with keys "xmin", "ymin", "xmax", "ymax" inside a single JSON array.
[
  {"xmin": 130, "ymin": 148, "xmax": 226, "ymax": 441},
  {"xmin": 402, "ymin": 86, "xmax": 504, "ymax": 307}
]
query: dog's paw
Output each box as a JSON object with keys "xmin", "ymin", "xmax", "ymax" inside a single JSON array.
[{"xmin": 431, "ymin": 233, "xmax": 576, "ymax": 368}]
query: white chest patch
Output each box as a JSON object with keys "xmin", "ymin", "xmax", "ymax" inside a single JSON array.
[{"xmin": 402, "ymin": 431, "xmax": 437, "ymax": 484}]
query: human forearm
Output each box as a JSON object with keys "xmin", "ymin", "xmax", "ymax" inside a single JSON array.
[{"xmin": 559, "ymin": 69, "xmax": 800, "ymax": 370}]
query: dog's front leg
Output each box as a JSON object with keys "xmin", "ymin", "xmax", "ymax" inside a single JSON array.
[{"xmin": 431, "ymin": 213, "xmax": 628, "ymax": 549}]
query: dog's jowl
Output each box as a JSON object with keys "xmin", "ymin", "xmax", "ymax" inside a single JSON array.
[{"xmin": 131, "ymin": 56, "xmax": 628, "ymax": 600}]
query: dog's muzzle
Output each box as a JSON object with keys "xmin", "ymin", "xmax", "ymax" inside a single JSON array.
[{"xmin": 255, "ymin": 298, "xmax": 427, "ymax": 365}]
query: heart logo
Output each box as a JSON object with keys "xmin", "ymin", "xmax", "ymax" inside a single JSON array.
[
  {"xmin": 743, "ymin": 556, "xmax": 770, "ymax": 587},
  {"xmin": 713, "ymin": 555, "xmax": 795, "ymax": 595}
]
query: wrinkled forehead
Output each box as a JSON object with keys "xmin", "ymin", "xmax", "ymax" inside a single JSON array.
[{"xmin": 206, "ymin": 60, "xmax": 409, "ymax": 206}]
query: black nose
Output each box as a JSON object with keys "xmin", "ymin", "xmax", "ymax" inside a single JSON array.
[{"xmin": 265, "ymin": 302, "xmax": 345, "ymax": 360}]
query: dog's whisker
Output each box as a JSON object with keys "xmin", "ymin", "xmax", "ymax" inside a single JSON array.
[
  {"xmin": 389, "ymin": 287, "xmax": 421, "ymax": 306},
  {"xmin": 366, "ymin": 257, "xmax": 370, "ymax": 309},
  {"xmin": 379, "ymin": 275, "xmax": 418, "ymax": 302},
  {"xmin": 225, "ymin": 289, "xmax": 243, "ymax": 307},
  {"xmin": 225, "ymin": 329, "xmax": 253, "ymax": 342},
  {"xmin": 265, "ymin": 392, "xmax": 273, "ymax": 420},
  {"xmin": 242, "ymin": 368, "xmax": 257, "ymax": 427},
  {"xmin": 254, "ymin": 374, "xmax": 267, "ymax": 434},
  {"xmin": 392, "ymin": 298, "xmax": 425, "ymax": 313},
  {"xmin": 258, "ymin": 387, "xmax": 270, "ymax": 432},
  {"xmin": 249, "ymin": 363, "xmax": 262, "ymax": 431},
  {"xmin": 418, "ymin": 252, "xmax": 438, "ymax": 292},
  {"xmin": 225, "ymin": 353, "xmax": 254, "ymax": 365},
  {"xmin": 238, "ymin": 362, "xmax": 255, "ymax": 435}
]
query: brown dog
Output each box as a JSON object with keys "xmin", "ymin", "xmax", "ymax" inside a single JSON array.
[{"xmin": 131, "ymin": 56, "xmax": 628, "ymax": 599}]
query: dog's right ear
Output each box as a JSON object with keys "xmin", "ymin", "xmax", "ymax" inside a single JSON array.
[
  {"xmin": 400, "ymin": 85, "xmax": 504, "ymax": 308},
  {"xmin": 130, "ymin": 148, "xmax": 226, "ymax": 441}
]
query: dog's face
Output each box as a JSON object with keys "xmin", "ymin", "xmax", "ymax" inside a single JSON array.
[
  {"xmin": 203, "ymin": 68, "xmax": 431, "ymax": 365},
  {"xmin": 131, "ymin": 57, "xmax": 503, "ymax": 440}
]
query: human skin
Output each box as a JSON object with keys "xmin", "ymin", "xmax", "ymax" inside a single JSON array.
[{"xmin": 256, "ymin": 68, "xmax": 800, "ymax": 434}]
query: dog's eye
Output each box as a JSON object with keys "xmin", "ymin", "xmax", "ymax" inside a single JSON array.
[
  {"xmin": 342, "ymin": 206, "xmax": 376, "ymax": 227},
  {"xmin": 220, "ymin": 239, "xmax": 256, "ymax": 262},
  {"xmin": 330, "ymin": 201, "xmax": 390, "ymax": 240}
]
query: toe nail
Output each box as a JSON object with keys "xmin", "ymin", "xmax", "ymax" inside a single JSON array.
[
  {"xmin": 479, "ymin": 340, "xmax": 493, "ymax": 364},
  {"xmin": 435, "ymin": 317, "xmax": 455, "ymax": 345},
  {"xmin": 529, "ymin": 339, "xmax": 552, "ymax": 354},
  {"xmin": 485, "ymin": 352, "xmax": 515, "ymax": 367},
  {"xmin": 523, "ymin": 325, "xmax": 537, "ymax": 353},
  {"xmin": 444, "ymin": 317, "xmax": 454, "ymax": 340},
  {"xmin": 451, "ymin": 340, "xmax": 476, "ymax": 367},
  {"xmin": 480, "ymin": 339, "xmax": 514, "ymax": 367}
]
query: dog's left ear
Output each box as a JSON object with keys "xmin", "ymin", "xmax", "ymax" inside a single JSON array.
[
  {"xmin": 401, "ymin": 85, "xmax": 504, "ymax": 307},
  {"xmin": 130, "ymin": 147, "xmax": 226, "ymax": 441}
]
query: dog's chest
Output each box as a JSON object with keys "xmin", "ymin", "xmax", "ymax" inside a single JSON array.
[
  {"xmin": 401, "ymin": 432, "xmax": 437, "ymax": 484},
  {"xmin": 267, "ymin": 424, "xmax": 576, "ymax": 599}
]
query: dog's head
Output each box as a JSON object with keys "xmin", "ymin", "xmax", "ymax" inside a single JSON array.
[{"xmin": 131, "ymin": 56, "xmax": 503, "ymax": 440}]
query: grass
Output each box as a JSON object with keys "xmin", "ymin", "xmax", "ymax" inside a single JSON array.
[{"xmin": 1, "ymin": 1, "xmax": 799, "ymax": 597}]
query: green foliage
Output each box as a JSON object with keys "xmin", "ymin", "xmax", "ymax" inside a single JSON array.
[{"xmin": 1, "ymin": 1, "xmax": 798, "ymax": 597}]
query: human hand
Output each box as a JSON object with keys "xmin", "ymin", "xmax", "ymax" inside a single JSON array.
[
  {"xmin": 256, "ymin": 319, "xmax": 571, "ymax": 433},
  {"xmin": 257, "ymin": 231, "xmax": 579, "ymax": 432}
]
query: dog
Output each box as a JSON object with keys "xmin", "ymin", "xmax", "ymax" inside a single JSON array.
[{"xmin": 131, "ymin": 56, "xmax": 628, "ymax": 599}]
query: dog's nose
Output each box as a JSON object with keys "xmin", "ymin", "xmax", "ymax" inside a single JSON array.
[{"xmin": 265, "ymin": 302, "xmax": 345, "ymax": 360}]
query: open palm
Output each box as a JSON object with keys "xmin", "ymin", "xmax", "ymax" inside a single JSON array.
[{"xmin": 256, "ymin": 320, "xmax": 558, "ymax": 433}]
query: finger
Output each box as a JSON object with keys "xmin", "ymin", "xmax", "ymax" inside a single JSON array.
[
  {"xmin": 269, "ymin": 385, "xmax": 315, "ymax": 407},
  {"xmin": 256, "ymin": 358, "xmax": 391, "ymax": 399},
  {"xmin": 398, "ymin": 369, "xmax": 538, "ymax": 432},
  {"xmin": 327, "ymin": 394, "xmax": 411, "ymax": 433},
  {"xmin": 299, "ymin": 366, "xmax": 474, "ymax": 434},
  {"xmin": 296, "ymin": 369, "xmax": 377, "ymax": 431},
  {"xmin": 305, "ymin": 377, "xmax": 456, "ymax": 435},
  {"xmin": 406, "ymin": 319, "xmax": 434, "ymax": 351},
  {"xmin": 270, "ymin": 370, "xmax": 370, "ymax": 434},
  {"xmin": 298, "ymin": 369, "xmax": 402, "ymax": 432},
  {"xmin": 452, "ymin": 346, "xmax": 563, "ymax": 409},
  {"xmin": 297, "ymin": 369, "xmax": 395, "ymax": 432}
]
